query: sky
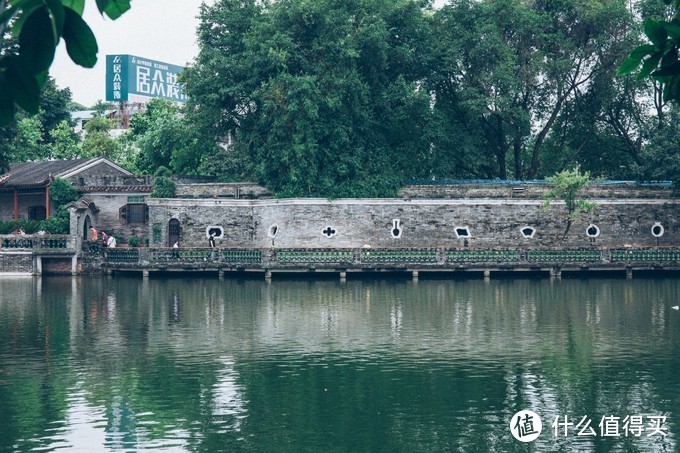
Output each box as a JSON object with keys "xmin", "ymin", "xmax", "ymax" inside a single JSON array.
[
  {"xmin": 52, "ymin": 0, "xmax": 447, "ymax": 108},
  {"xmin": 51, "ymin": 0, "xmax": 213, "ymax": 107}
]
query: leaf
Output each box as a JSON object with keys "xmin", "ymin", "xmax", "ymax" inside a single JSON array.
[
  {"xmin": 10, "ymin": 0, "xmax": 41, "ymax": 37},
  {"xmin": 45, "ymin": 0, "xmax": 65, "ymax": 36},
  {"xmin": 644, "ymin": 20, "xmax": 668, "ymax": 48},
  {"xmin": 662, "ymin": 21, "xmax": 680, "ymax": 39},
  {"xmin": 617, "ymin": 45, "xmax": 657, "ymax": 76},
  {"xmin": 19, "ymin": 6, "xmax": 56, "ymax": 72},
  {"xmin": 103, "ymin": 0, "xmax": 130, "ymax": 20},
  {"xmin": 95, "ymin": 0, "xmax": 107, "ymax": 14},
  {"xmin": 62, "ymin": 6, "xmax": 98, "ymax": 68},
  {"xmin": 636, "ymin": 52, "xmax": 663, "ymax": 80},
  {"xmin": 61, "ymin": 0, "xmax": 84, "ymax": 15},
  {"xmin": 651, "ymin": 61, "xmax": 680, "ymax": 77},
  {"xmin": 0, "ymin": 73, "xmax": 17, "ymax": 125},
  {"xmin": 5, "ymin": 57, "xmax": 41, "ymax": 113},
  {"xmin": 617, "ymin": 56, "xmax": 644, "ymax": 76}
]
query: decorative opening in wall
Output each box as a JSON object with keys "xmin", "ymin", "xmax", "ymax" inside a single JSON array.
[
  {"xmin": 391, "ymin": 219, "xmax": 402, "ymax": 238},
  {"xmin": 586, "ymin": 224, "xmax": 600, "ymax": 238},
  {"xmin": 652, "ymin": 222, "xmax": 665, "ymax": 237},
  {"xmin": 520, "ymin": 226, "xmax": 536, "ymax": 238},
  {"xmin": 455, "ymin": 226, "xmax": 471, "ymax": 238},
  {"xmin": 268, "ymin": 224, "xmax": 279, "ymax": 238},
  {"xmin": 206, "ymin": 226, "xmax": 224, "ymax": 239},
  {"xmin": 322, "ymin": 226, "xmax": 337, "ymax": 238}
]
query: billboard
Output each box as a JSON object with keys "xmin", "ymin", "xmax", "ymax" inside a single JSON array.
[{"xmin": 106, "ymin": 55, "xmax": 188, "ymax": 103}]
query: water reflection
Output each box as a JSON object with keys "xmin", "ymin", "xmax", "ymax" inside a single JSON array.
[{"xmin": 0, "ymin": 276, "xmax": 678, "ymax": 451}]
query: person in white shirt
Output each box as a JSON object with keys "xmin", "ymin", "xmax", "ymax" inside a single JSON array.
[{"xmin": 107, "ymin": 236, "xmax": 117, "ymax": 248}]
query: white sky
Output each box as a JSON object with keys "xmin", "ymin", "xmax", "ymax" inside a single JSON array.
[
  {"xmin": 51, "ymin": 0, "xmax": 213, "ymax": 107},
  {"xmin": 52, "ymin": 0, "xmax": 447, "ymax": 107}
]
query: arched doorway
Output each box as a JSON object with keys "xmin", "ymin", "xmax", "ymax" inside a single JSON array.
[
  {"xmin": 83, "ymin": 215, "xmax": 92, "ymax": 241},
  {"xmin": 168, "ymin": 219, "xmax": 181, "ymax": 247}
]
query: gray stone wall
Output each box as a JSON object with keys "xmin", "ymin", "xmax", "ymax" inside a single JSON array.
[
  {"xmin": 72, "ymin": 175, "xmax": 152, "ymax": 188},
  {"xmin": 77, "ymin": 192, "xmax": 151, "ymax": 244},
  {"xmin": 399, "ymin": 183, "xmax": 673, "ymax": 200},
  {"xmin": 0, "ymin": 253, "xmax": 33, "ymax": 273},
  {"xmin": 146, "ymin": 198, "xmax": 680, "ymax": 249},
  {"xmin": 175, "ymin": 183, "xmax": 272, "ymax": 199}
]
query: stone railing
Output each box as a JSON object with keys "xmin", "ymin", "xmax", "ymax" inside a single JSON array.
[
  {"xmin": 0, "ymin": 234, "xmax": 75, "ymax": 252},
  {"xmin": 100, "ymin": 246, "xmax": 680, "ymax": 268}
]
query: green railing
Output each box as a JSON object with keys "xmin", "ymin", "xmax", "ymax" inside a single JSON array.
[
  {"xmin": 151, "ymin": 248, "xmax": 213, "ymax": 263},
  {"xmin": 361, "ymin": 250, "xmax": 437, "ymax": 264},
  {"xmin": 277, "ymin": 250, "xmax": 354, "ymax": 264},
  {"xmin": 447, "ymin": 250, "xmax": 519, "ymax": 263},
  {"xmin": 611, "ymin": 249, "xmax": 680, "ymax": 262},
  {"xmin": 104, "ymin": 249, "xmax": 139, "ymax": 263},
  {"xmin": 222, "ymin": 249, "xmax": 262, "ymax": 264},
  {"xmin": 36, "ymin": 237, "xmax": 68, "ymax": 249},
  {"xmin": 527, "ymin": 250, "xmax": 601, "ymax": 263},
  {"xmin": 1, "ymin": 237, "xmax": 33, "ymax": 249}
]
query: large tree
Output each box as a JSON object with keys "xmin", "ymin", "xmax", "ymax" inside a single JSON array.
[
  {"xmin": 429, "ymin": 0, "xmax": 635, "ymax": 180},
  {"xmin": 183, "ymin": 0, "xmax": 434, "ymax": 197}
]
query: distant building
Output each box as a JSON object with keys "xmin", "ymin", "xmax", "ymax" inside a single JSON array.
[{"xmin": 0, "ymin": 158, "xmax": 133, "ymax": 221}]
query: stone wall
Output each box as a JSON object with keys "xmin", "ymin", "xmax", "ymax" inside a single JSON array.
[
  {"xmin": 146, "ymin": 198, "xmax": 680, "ymax": 249},
  {"xmin": 73, "ymin": 175, "xmax": 152, "ymax": 188},
  {"xmin": 75, "ymin": 192, "xmax": 151, "ymax": 245},
  {"xmin": 175, "ymin": 183, "xmax": 272, "ymax": 199},
  {"xmin": 0, "ymin": 252, "xmax": 33, "ymax": 273},
  {"xmin": 399, "ymin": 183, "xmax": 673, "ymax": 199}
]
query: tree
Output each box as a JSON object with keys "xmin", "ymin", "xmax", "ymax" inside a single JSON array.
[
  {"xmin": 183, "ymin": 0, "xmax": 434, "ymax": 197},
  {"xmin": 429, "ymin": 0, "xmax": 635, "ymax": 180},
  {"xmin": 543, "ymin": 166, "xmax": 596, "ymax": 239},
  {"xmin": 48, "ymin": 120, "xmax": 81, "ymax": 159},
  {"xmin": 0, "ymin": 0, "xmax": 131, "ymax": 124},
  {"xmin": 81, "ymin": 115, "xmax": 119, "ymax": 159}
]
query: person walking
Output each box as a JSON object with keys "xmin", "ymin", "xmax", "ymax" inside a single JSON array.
[
  {"xmin": 90, "ymin": 226, "xmax": 98, "ymax": 241},
  {"xmin": 208, "ymin": 232, "xmax": 216, "ymax": 248},
  {"xmin": 101, "ymin": 231, "xmax": 109, "ymax": 248},
  {"xmin": 107, "ymin": 235, "xmax": 116, "ymax": 248}
]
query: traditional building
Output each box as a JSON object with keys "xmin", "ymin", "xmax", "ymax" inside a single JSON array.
[{"xmin": 0, "ymin": 157, "xmax": 133, "ymax": 222}]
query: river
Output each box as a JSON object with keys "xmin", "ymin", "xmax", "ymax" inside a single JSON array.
[{"xmin": 0, "ymin": 275, "xmax": 678, "ymax": 451}]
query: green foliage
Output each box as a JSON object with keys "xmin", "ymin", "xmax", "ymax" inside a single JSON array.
[
  {"xmin": 49, "ymin": 178, "xmax": 79, "ymax": 207},
  {"xmin": 81, "ymin": 115, "xmax": 120, "ymax": 159},
  {"xmin": 127, "ymin": 236, "xmax": 140, "ymax": 247},
  {"xmin": 0, "ymin": 0, "xmax": 131, "ymax": 124},
  {"xmin": 618, "ymin": 21, "xmax": 680, "ymax": 102},
  {"xmin": 150, "ymin": 175, "xmax": 176, "ymax": 198},
  {"xmin": 40, "ymin": 207, "xmax": 70, "ymax": 234},
  {"xmin": 544, "ymin": 166, "xmax": 596, "ymax": 220},
  {"xmin": 154, "ymin": 166, "xmax": 172, "ymax": 177},
  {"xmin": 48, "ymin": 120, "xmax": 81, "ymax": 159},
  {"xmin": 183, "ymin": 0, "xmax": 433, "ymax": 197}
]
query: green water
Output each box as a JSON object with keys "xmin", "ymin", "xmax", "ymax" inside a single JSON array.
[{"xmin": 0, "ymin": 275, "xmax": 678, "ymax": 452}]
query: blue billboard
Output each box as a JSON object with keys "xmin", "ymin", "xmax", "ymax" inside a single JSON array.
[{"xmin": 106, "ymin": 55, "xmax": 187, "ymax": 103}]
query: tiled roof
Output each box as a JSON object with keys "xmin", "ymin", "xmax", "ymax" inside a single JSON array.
[
  {"xmin": 78, "ymin": 185, "xmax": 153, "ymax": 193},
  {"xmin": 0, "ymin": 158, "xmax": 94, "ymax": 187},
  {"xmin": 0, "ymin": 158, "xmax": 131, "ymax": 188}
]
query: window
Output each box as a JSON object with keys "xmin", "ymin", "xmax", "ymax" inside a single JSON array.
[
  {"xmin": 652, "ymin": 222, "xmax": 664, "ymax": 238},
  {"xmin": 206, "ymin": 226, "xmax": 224, "ymax": 239},
  {"xmin": 455, "ymin": 226, "xmax": 471, "ymax": 238},
  {"xmin": 520, "ymin": 226, "xmax": 536, "ymax": 239},
  {"xmin": 119, "ymin": 204, "xmax": 149, "ymax": 224},
  {"xmin": 586, "ymin": 224, "xmax": 600, "ymax": 238},
  {"xmin": 28, "ymin": 205, "xmax": 46, "ymax": 221}
]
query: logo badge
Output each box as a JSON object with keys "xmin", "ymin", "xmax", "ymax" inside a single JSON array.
[{"xmin": 510, "ymin": 410, "xmax": 542, "ymax": 442}]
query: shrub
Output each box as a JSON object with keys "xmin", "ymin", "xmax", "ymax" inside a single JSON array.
[{"xmin": 127, "ymin": 236, "xmax": 141, "ymax": 247}]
